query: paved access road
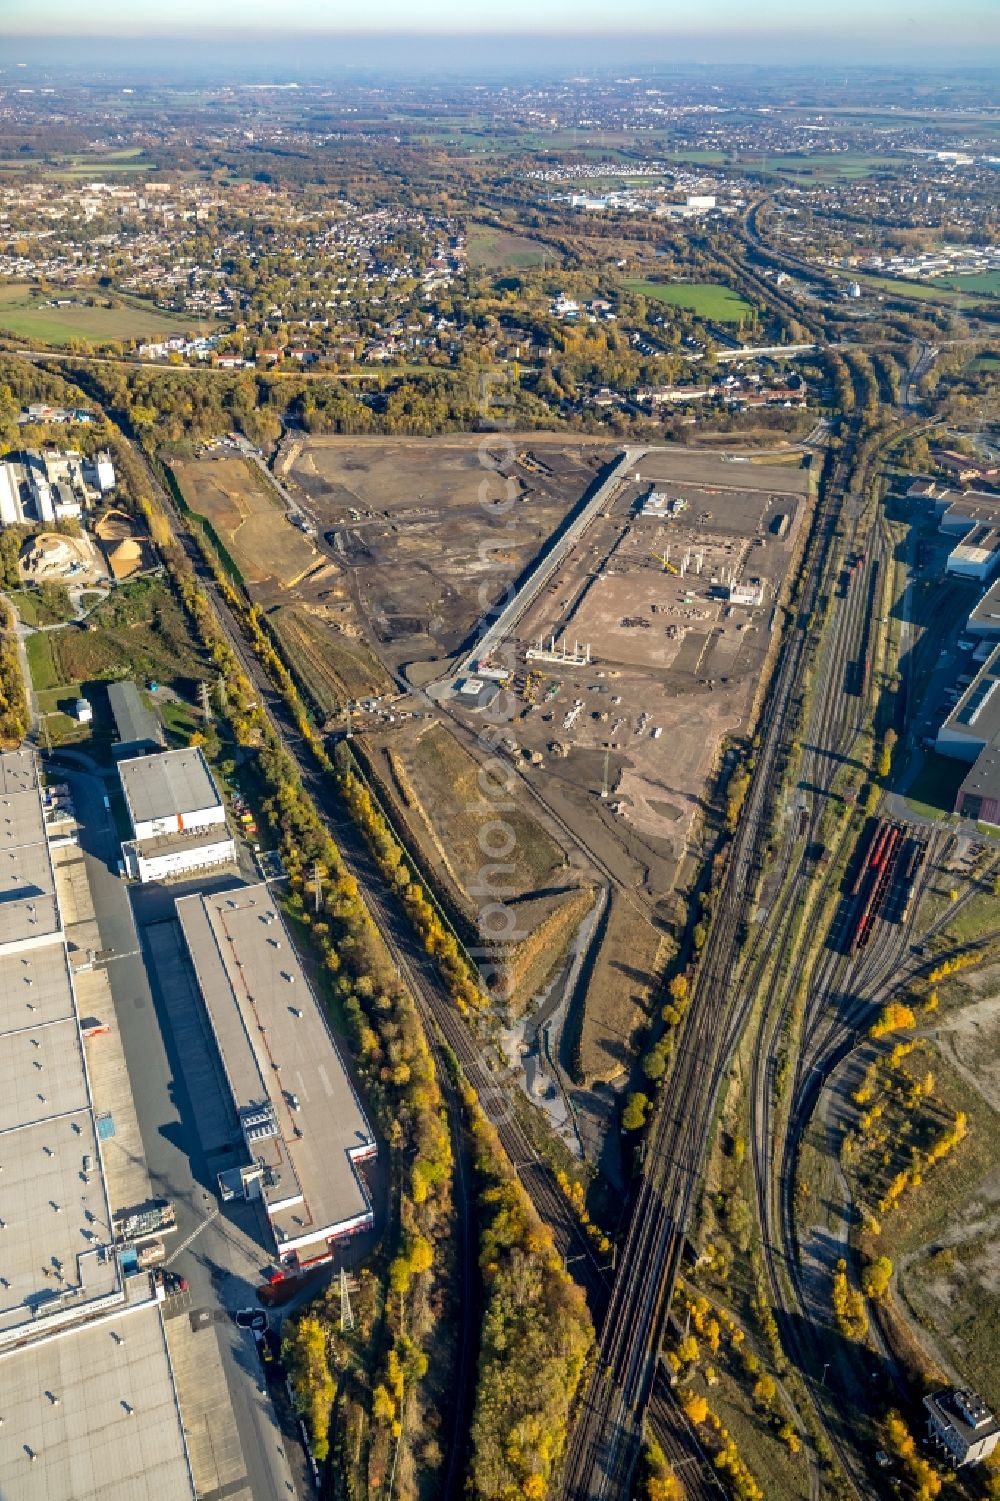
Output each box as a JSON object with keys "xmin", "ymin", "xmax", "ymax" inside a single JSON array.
[{"xmin": 63, "ymin": 765, "xmax": 302, "ymax": 1501}]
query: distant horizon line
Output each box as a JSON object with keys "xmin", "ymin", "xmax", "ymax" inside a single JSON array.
[
  {"xmin": 2, "ymin": 28, "xmax": 997, "ymax": 71},
  {"xmin": 3, "ymin": 25, "xmax": 1000, "ymax": 43}
]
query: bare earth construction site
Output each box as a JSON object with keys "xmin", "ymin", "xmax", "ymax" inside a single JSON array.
[{"xmin": 278, "ymin": 436, "xmax": 812, "ymax": 1153}]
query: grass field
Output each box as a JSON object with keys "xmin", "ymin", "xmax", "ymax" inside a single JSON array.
[
  {"xmin": 467, "ymin": 224, "xmax": 552, "ymax": 270},
  {"xmin": 750, "ymin": 151, "xmax": 907, "ymax": 180},
  {"xmin": 930, "ymin": 270, "xmax": 1000, "ymax": 298},
  {"xmin": 406, "ymin": 721, "xmax": 565, "ymax": 901},
  {"xmin": 25, "ymin": 630, "xmax": 58, "ymax": 692},
  {"xmin": 9, "ymin": 587, "xmax": 75, "ymax": 627},
  {"xmin": 270, "ymin": 606, "xmax": 392, "ymax": 714},
  {"xmin": 624, "ymin": 279, "xmax": 752, "ymax": 322},
  {"xmin": 0, "ymin": 284, "xmax": 209, "ymax": 347},
  {"xmin": 170, "ymin": 456, "xmax": 318, "ymax": 587},
  {"xmin": 851, "ymin": 271, "xmax": 979, "ymax": 306}
]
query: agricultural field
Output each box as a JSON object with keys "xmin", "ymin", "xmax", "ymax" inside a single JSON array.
[
  {"xmin": 467, "ymin": 224, "xmax": 552, "ymax": 270},
  {"xmin": 0, "ymin": 284, "xmax": 209, "ymax": 347},
  {"xmin": 0, "ymin": 148, "xmax": 155, "ymax": 179},
  {"xmin": 623, "ymin": 280, "xmax": 752, "ymax": 322},
  {"xmin": 269, "ymin": 605, "xmax": 392, "ymax": 715},
  {"xmin": 169, "ymin": 454, "xmax": 321, "ymax": 590}
]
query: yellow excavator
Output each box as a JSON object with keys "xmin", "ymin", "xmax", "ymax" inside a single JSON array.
[{"xmin": 651, "ymin": 551, "xmax": 679, "ymax": 575}]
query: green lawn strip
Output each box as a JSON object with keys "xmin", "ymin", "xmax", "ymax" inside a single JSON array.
[
  {"xmin": 622, "ymin": 279, "xmax": 752, "ymax": 322},
  {"xmin": 25, "ymin": 630, "xmax": 58, "ymax": 692}
]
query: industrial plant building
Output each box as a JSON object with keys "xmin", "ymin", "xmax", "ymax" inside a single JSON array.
[
  {"xmin": 935, "ymin": 644, "xmax": 1000, "ymax": 824},
  {"xmin": 0, "ymin": 449, "xmax": 115, "ymax": 528},
  {"xmin": 924, "ymin": 1388, "xmax": 1000, "ymax": 1468},
  {"xmin": 118, "ymin": 746, "xmax": 235, "ymax": 884},
  {"xmin": 0, "ymin": 750, "xmax": 194, "ymax": 1501},
  {"xmin": 176, "ymin": 883, "xmax": 376, "ymax": 1265}
]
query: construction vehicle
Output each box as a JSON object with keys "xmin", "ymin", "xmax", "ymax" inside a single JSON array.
[{"xmin": 651, "ymin": 552, "xmax": 679, "ymax": 575}]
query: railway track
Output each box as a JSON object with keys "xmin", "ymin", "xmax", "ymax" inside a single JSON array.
[
  {"xmin": 111, "ymin": 417, "xmax": 613, "ymax": 1317},
  {"xmin": 559, "ymin": 418, "xmax": 859, "ymax": 1498},
  {"xmin": 743, "ymin": 386, "xmax": 987, "ymax": 1496}
]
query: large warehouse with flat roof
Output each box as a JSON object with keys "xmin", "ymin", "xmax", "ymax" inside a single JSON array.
[
  {"xmin": 935, "ymin": 644, "xmax": 1000, "ymax": 824},
  {"xmin": 0, "ymin": 750, "xmax": 195, "ymax": 1501},
  {"xmin": 176, "ymin": 883, "xmax": 376, "ymax": 1264},
  {"xmin": 118, "ymin": 746, "xmax": 236, "ymax": 883}
]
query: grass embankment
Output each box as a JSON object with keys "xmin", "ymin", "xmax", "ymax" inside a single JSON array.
[{"xmin": 269, "ymin": 605, "xmax": 391, "ymax": 714}]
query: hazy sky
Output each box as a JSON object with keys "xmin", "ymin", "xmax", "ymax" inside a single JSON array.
[
  {"xmin": 2, "ymin": 0, "xmax": 999, "ymax": 65},
  {"xmin": 4, "ymin": 0, "xmax": 998, "ymax": 35}
]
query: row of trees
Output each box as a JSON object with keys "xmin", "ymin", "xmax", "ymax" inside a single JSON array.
[
  {"xmin": 0, "ymin": 599, "xmax": 28, "ymax": 747},
  {"xmin": 461, "ymin": 1077, "xmax": 594, "ymax": 1500}
]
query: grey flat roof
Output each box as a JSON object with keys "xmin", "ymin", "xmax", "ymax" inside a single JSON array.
[
  {"xmin": 107, "ymin": 681, "xmax": 164, "ymax": 752},
  {"xmin": 126, "ymin": 827, "xmax": 236, "ymax": 861},
  {"xmin": 0, "ymin": 1110, "xmax": 119, "ymax": 1340},
  {"xmin": 0, "ymin": 1302, "xmax": 195, "ymax": 1501},
  {"xmin": 0, "ymin": 944, "xmax": 76, "ymax": 1035},
  {"xmin": 0, "ymin": 748, "xmax": 119, "ymax": 1343},
  {"xmin": 118, "ymin": 748, "xmax": 222, "ymax": 828},
  {"xmin": 969, "ymin": 578, "xmax": 1000, "ymax": 634},
  {"xmin": 0, "ymin": 784, "xmax": 48, "ymax": 855},
  {"xmin": 0, "ymin": 1017, "xmax": 89, "ymax": 1132},
  {"xmin": 0, "ymin": 749, "xmax": 44, "ymax": 799},
  {"xmin": 941, "ymin": 645, "xmax": 1000, "ymax": 749},
  {"xmin": 176, "ymin": 883, "xmax": 374, "ymax": 1246}
]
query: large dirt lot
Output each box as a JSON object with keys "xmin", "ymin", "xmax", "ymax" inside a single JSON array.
[
  {"xmin": 170, "ymin": 454, "xmax": 319, "ymax": 589},
  {"xmin": 359, "ymin": 715, "xmax": 592, "ymax": 1014},
  {"xmin": 440, "ymin": 446, "xmax": 810, "ymax": 1099},
  {"xmin": 274, "ymin": 436, "xmax": 812, "ymax": 1132},
  {"xmin": 458, "ymin": 450, "xmax": 810, "ymax": 883},
  {"xmin": 278, "ymin": 433, "xmax": 616, "ymax": 681},
  {"xmin": 167, "ymin": 451, "xmax": 392, "ymax": 711}
]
